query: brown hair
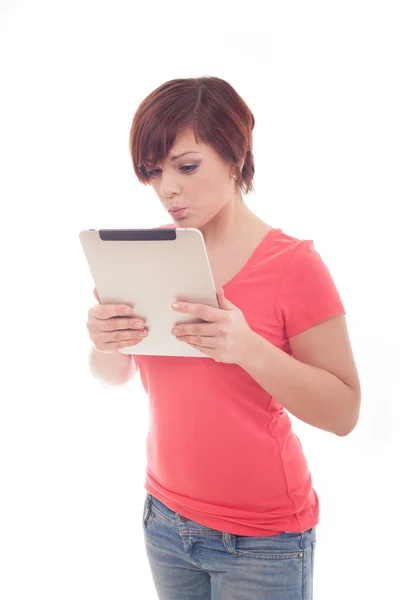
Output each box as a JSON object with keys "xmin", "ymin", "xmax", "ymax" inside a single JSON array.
[{"xmin": 129, "ymin": 76, "xmax": 255, "ymax": 195}]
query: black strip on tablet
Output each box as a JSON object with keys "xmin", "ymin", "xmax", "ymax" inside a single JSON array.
[{"xmin": 99, "ymin": 229, "xmax": 177, "ymax": 241}]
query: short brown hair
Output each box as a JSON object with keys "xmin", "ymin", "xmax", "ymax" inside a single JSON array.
[{"xmin": 129, "ymin": 76, "xmax": 256, "ymax": 195}]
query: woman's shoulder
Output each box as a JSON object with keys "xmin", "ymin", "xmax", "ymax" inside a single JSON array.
[
  {"xmin": 272, "ymin": 226, "xmax": 309, "ymax": 244},
  {"xmin": 262, "ymin": 227, "xmax": 313, "ymax": 260}
]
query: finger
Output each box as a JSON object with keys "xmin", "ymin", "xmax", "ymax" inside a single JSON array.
[
  {"xmin": 93, "ymin": 287, "xmax": 101, "ymax": 303},
  {"xmin": 99, "ymin": 317, "xmax": 145, "ymax": 332},
  {"xmin": 87, "ymin": 318, "xmax": 145, "ymax": 334},
  {"xmin": 96, "ymin": 338, "xmax": 144, "ymax": 353},
  {"xmin": 172, "ymin": 301, "xmax": 224, "ymax": 322},
  {"xmin": 176, "ymin": 335, "xmax": 215, "ymax": 349},
  {"xmin": 97, "ymin": 329, "xmax": 148, "ymax": 344},
  {"xmin": 91, "ymin": 303, "xmax": 135, "ymax": 320},
  {"xmin": 173, "ymin": 323, "xmax": 219, "ymax": 337}
]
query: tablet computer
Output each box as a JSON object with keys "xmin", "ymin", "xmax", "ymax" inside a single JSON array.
[{"xmin": 79, "ymin": 227, "xmax": 219, "ymax": 358}]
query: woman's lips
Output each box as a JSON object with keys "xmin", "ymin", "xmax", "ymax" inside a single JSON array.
[{"xmin": 168, "ymin": 208, "xmax": 186, "ymax": 218}]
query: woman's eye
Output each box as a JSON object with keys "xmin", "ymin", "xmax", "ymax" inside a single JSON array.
[
  {"xmin": 147, "ymin": 168, "xmax": 161, "ymax": 177},
  {"xmin": 146, "ymin": 164, "xmax": 198, "ymax": 177},
  {"xmin": 180, "ymin": 164, "xmax": 198, "ymax": 174}
]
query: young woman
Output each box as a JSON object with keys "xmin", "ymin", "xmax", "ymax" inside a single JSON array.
[{"xmin": 87, "ymin": 76, "xmax": 361, "ymax": 599}]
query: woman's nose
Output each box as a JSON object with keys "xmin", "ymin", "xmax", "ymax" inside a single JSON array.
[{"xmin": 160, "ymin": 173, "xmax": 180, "ymax": 198}]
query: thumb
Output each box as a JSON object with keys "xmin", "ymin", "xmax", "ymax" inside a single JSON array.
[{"xmin": 217, "ymin": 287, "xmax": 238, "ymax": 310}]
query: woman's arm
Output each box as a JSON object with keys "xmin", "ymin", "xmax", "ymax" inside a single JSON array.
[
  {"xmin": 239, "ymin": 314, "xmax": 361, "ymax": 436},
  {"xmin": 89, "ymin": 347, "xmax": 138, "ymax": 388}
]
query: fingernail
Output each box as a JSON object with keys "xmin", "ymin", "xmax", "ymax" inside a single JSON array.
[{"xmin": 123, "ymin": 307, "xmax": 133, "ymax": 314}]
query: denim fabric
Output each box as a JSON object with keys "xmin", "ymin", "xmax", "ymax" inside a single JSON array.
[{"xmin": 142, "ymin": 492, "xmax": 316, "ymax": 599}]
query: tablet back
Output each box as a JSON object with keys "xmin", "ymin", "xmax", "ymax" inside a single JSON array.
[{"xmin": 79, "ymin": 227, "xmax": 219, "ymax": 357}]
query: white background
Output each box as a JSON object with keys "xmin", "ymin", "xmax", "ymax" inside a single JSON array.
[{"xmin": 1, "ymin": 1, "xmax": 399, "ymax": 598}]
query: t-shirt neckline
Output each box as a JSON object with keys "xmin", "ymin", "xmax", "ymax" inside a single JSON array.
[
  {"xmin": 165, "ymin": 224, "xmax": 282, "ymax": 290},
  {"xmin": 222, "ymin": 227, "xmax": 282, "ymax": 289}
]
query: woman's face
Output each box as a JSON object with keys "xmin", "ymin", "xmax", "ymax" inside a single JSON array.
[{"xmin": 143, "ymin": 126, "xmax": 238, "ymax": 227}]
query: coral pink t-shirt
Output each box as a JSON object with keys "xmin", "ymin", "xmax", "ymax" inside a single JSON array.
[{"xmin": 134, "ymin": 225, "xmax": 346, "ymax": 536}]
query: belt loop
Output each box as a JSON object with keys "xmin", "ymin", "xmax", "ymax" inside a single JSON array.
[{"xmin": 222, "ymin": 531, "xmax": 238, "ymax": 554}]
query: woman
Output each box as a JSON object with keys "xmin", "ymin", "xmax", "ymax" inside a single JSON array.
[{"xmin": 87, "ymin": 76, "xmax": 361, "ymax": 599}]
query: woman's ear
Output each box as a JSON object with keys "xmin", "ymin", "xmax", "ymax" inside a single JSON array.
[{"xmin": 230, "ymin": 160, "xmax": 244, "ymax": 178}]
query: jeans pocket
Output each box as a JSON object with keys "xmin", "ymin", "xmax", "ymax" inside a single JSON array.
[
  {"xmin": 311, "ymin": 540, "xmax": 316, "ymax": 600},
  {"xmin": 142, "ymin": 494, "xmax": 153, "ymax": 528},
  {"xmin": 311, "ymin": 539, "xmax": 316, "ymax": 574},
  {"xmin": 230, "ymin": 532, "xmax": 304, "ymax": 560}
]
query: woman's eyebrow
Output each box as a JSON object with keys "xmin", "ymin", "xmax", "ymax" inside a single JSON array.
[
  {"xmin": 170, "ymin": 151, "xmax": 201, "ymax": 161},
  {"xmin": 143, "ymin": 151, "xmax": 201, "ymax": 168}
]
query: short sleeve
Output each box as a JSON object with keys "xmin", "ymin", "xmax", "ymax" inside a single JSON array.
[{"xmin": 276, "ymin": 240, "xmax": 346, "ymax": 338}]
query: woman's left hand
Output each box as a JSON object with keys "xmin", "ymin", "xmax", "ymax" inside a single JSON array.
[{"xmin": 171, "ymin": 288, "xmax": 254, "ymax": 364}]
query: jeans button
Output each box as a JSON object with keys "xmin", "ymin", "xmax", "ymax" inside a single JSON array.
[{"xmin": 178, "ymin": 514, "xmax": 188, "ymax": 522}]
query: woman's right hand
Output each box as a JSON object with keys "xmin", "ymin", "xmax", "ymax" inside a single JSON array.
[{"xmin": 86, "ymin": 288, "xmax": 148, "ymax": 354}]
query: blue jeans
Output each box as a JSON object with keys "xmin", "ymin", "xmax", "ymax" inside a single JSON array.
[{"xmin": 142, "ymin": 492, "xmax": 316, "ymax": 600}]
